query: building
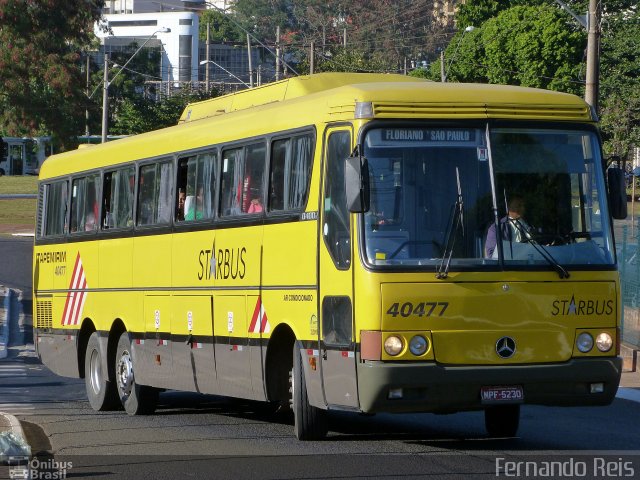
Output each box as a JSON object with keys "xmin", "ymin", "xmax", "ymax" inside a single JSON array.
[
  {"xmin": 102, "ymin": 1, "xmax": 234, "ymax": 14},
  {"xmin": 95, "ymin": 11, "xmax": 199, "ymax": 84}
]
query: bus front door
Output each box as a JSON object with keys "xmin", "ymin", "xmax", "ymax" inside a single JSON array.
[{"xmin": 318, "ymin": 126, "xmax": 358, "ymax": 409}]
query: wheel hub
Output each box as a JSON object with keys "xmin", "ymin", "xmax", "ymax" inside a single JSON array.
[
  {"xmin": 117, "ymin": 349, "xmax": 134, "ymax": 397},
  {"xmin": 89, "ymin": 349, "xmax": 102, "ymax": 395}
]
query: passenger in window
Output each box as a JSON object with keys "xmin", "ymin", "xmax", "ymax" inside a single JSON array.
[
  {"xmin": 485, "ymin": 196, "xmax": 532, "ymax": 258},
  {"xmin": 85, "ymin": 209, "xmax": 97, "ymax": 231},
  {"xmin": 247, "ymin": 198, "xmax": 263, "ymax": 213},
  {"xmin": 85, "ymin": 183, "xmax": 99, "ymax": 232},
  {"xmin": 185, "ymin": 187, "xmax": 204, "ymax": 221},
  {"xmin": 177, "ymin": 188, "xmax": 186, "ymax": 221}
]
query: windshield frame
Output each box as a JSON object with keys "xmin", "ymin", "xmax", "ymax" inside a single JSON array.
[{"xmin": 356, "ymin": 119, "xmax": 616, "ymax": 273}]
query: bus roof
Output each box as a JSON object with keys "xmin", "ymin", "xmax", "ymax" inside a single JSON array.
[
  {"xmin": 178, "ymin": 73, "xmax": 425, "ymax": 123},
  {"xmin": 40, "ymin": 73, "xmax": 593, "ymax": 180}
]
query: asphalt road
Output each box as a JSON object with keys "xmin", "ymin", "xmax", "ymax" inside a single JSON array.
[{"xmin": 0, "ymin": 237, "xmax": 33, "ymax": 301}]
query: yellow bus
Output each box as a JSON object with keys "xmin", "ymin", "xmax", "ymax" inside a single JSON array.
[{"xmin": 33, "ymin": 73, "xmax": 627, "ymax": 440}]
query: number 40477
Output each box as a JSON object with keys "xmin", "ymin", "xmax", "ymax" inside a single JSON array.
[{"xmin": 386, "ymin": 301, "xmax": 449, "ymax": 318}]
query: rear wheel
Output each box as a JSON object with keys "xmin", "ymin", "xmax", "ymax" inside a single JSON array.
[
  {"xmin": 84, "ymin": 332, "xmax": 119, "ymax": 411},
  {"xmin": 484, "ymin": 404, "xmax": 520, "ymax": 437},
  {"xmin": 115, "ymin": 332, "xmax": 158, "ymax": 415},
  {"xmin": 290, "ymin": 344, "xmax": 327, "ymax": 440}
]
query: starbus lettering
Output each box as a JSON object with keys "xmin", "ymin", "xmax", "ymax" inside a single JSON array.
[
  {"xmin": 551, "ymin": 295, "xmax": 613, "ymax": 316},
  {"xmin": 198, "ymin": 242, "xmax": 247, "ymax": 280}
]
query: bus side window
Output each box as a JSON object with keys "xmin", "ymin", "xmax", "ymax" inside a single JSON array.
[
  {"xmin": 70, "ymin": 174, "xmax": 100, "ymax": 233},
  {"xmin": 177, "ymin": 150, "xmax": 218, "ymax": 222},
  {"xmin": 137, "ymin": 160, "xmax": 173, "ymax": 226},
  {"xmin": 220, "ymin": 148, "xmax": 244, "ymax": 216},
  {"xmin": 42, "ymin": 180, "xmax": 68, "ymax": 237},
  {"xmin": 220, "ymin": 143, "xmax": 265, "ymax": 217},
  {"xmin": 269, "ymin": 134, "xmax": 313, "ymax": 212},
  {"xmin": 323, "ymin": 131, "xmax": 351, "ymax": 268},
  {"xmin": 243, "ymin": 143, "xmax": 266, "ymax": 214},
  {"xmin": 103, "ymin": 166, "xmax": 135, "ymax": 229}
]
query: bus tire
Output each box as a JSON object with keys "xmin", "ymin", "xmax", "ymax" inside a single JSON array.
[
  {"xmin": 115, "ymin": 332, "xmax": 158, "ymax": 415},
  {"xmin": 484, "ymin": 404, "xmax": 520, "ymax": 437},
  {"xmin": 84, "ymin": 332, "xmax": 119, "ymax": 411},
  {"xmin": 291, "ymin": 345, "xmax": 327, "ymax": 440}
]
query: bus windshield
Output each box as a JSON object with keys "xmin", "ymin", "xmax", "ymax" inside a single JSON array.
[{"xmin": 362, "ymin": 124, "xmax": 615, "ymax": 269}]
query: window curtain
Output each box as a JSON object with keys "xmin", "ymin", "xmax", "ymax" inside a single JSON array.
[{"xmin": 157, "ymin": 162, "xmax": 173, "ymax": 224}]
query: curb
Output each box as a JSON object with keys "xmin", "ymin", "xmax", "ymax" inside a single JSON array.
[
  {"xmin": 0, "ymin": 412, "xmax": 27, "ymax": 440},
  {"xmin": 0, "ymin": 411, "xmax": 31, "ymax": 463}
]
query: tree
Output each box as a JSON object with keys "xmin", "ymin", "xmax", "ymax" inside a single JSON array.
[
  {"xmin": 599, "ymin": 9, "xmax": 640, "ymax": 160},
  {"xmin": 0, "ymin": 0, "xmax": 105, "ymax": 149},
  {"xmin": 431, "ymin": 5, "xmax": 585, "ymax": 96},
  {"xmin": 232, "ymin": 0, "xmax": 452, "ymax": 75},
  {"xmin": 199, "ymin": 9, "xmax": 244, "ymax": 43},
  {"xmin": 112, "ymin": 89, "xmax": 215, "ymax": 135}
]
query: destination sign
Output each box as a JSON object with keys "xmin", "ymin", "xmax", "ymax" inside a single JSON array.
[{"xmin": 367, "ymin": 128, "xmax": 480, "ymax": 147}]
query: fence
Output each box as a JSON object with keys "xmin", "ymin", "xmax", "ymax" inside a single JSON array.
[{"xmin": 617, "ymin": 220, "xmax": 640, "ymax": 349}]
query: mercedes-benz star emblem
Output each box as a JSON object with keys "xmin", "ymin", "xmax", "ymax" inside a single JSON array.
[{"xmin": 496, "ymin": 336, "xmax": 517, "ymax": 359}]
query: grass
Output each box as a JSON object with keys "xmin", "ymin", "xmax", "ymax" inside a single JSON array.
[
  {"xmin": 0, "ymin": 176, "xmax": 38, "ymax": 235},
  {"xmin": 0, "ymin": 175, "xmax": 39, "ymax": 194}
]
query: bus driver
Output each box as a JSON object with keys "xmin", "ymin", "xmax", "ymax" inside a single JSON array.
[{"xmin": 485, "ymin": 196, "xmax": 532, "ymax": 258}]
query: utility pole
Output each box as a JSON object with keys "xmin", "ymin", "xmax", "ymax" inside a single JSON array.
[
  {"xmin": 554, "ymin": 0, "xmax": 599, "ymax": 112},
  {"xmin": 101, "ymin": 53, "xmax": 109, "ymax": 143},
  {"xmin": 247, "ymin": 33, "xmax": 254, "ymax": 88},
  {"xmin": 440, "ymin": 51, "xmax": 446, "ymax": 82},
  {"xmin": 275, "ymin": 26, "xmax": 281, "ymax": 81},
  {"xmin": 310, "ymin": 41, "xmax": 315, "ymax": 74},
  {"xmin": 85, "ymin": 55, "xmax": 90, "ymax": 137},
  {"xmin": 585, "ymin": 0, "xmax": 600, "ymax": 112},
  {"xmin": 343, "ymin": 28, "xmax": 347, "ymax": 48},
  {"xmin": 205, "ymin": 22, "xmax": 210, "ymax": 92}
]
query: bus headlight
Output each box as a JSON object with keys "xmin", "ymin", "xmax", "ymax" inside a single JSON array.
[
  {"xmin": 409, "ymin": 335, "xmax": 429, "ymax": 356},
  {"xmin": 384, "ymin": 335, "xmax": 404, "ymax": 356},
  {"xmin": 576, "ymin": 332, "xmax": 594, "ymax": 353},
  {"xmin": 595, "ymin": 332, "xmax": 613, "ymax": 352}
]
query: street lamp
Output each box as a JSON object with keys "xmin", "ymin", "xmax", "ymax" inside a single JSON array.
[
  {"xmin": 199, "ymin": 59, "xmax": 250, "ymax": 88},
  {"xmin": 101, "ymin": 27, "xmax": 171, "ymax": 143},
  {"xmin": 442, "ymin": 25, "xmax": 475, "ymax": 82}
]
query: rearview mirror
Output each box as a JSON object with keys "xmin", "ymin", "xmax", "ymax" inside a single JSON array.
[
  {"xmin": 607, "ymin": 167, "xmax": 627, "ymax": 220},
  {"xmin": 345, "ymin": 153, "xmax": 370, "ymax": 213}
]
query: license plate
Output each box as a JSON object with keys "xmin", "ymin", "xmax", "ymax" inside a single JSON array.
[{"xmin": 480, "ymin": 385, "xmax": 524, "ymax": 404}]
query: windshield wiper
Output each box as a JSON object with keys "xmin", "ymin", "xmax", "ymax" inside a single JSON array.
[
  {"xmin": 510, "ymin": 219, "xmax": 570, "ymax": 279},
  {"xmin": 437, "ymin": 168, "xmax": 464, "ymax": 279}
]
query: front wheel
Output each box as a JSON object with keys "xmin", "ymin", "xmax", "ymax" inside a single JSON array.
[
  {"xmin": 115, "ymin": 332, "xmax": 158, "ymax": 415},
  {"xmin": 84, "ymin": 332, "xmax": 119, "ymax": 411},
  {"xmin": 484, "ymin": 404, "xmax": 520, "ymax": 437},
  {"xmin": 290, "ymin": 345, "xmax": 327, "ymax": 440}
]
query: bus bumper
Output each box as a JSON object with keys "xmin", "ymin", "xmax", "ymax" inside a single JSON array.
[{"xmin": 356, "ymin": 357, "xmax": 622, "ymax": 414}]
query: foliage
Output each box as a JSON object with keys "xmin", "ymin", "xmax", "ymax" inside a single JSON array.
[
  {"xmin": 297, "ymin": 47, "xmax": 391, "ymax": 75},
  {"xmin": 431, "ymin": 5, "xmax": 585, "ymax": 96},
  {"xmin": 199, "ymin": 9, "xmax": 244, "ymax": 43},
  {"xmin": 233, "ymin": 0, "xmax": 453, "ymax": 73},
  {"xmin": 0, "ymin": 0, "xmax": 105, "ymax": 149},
  {"xmin": 111, "ymin": 89, "xmax": 216, "ymax": 135},
  {"xmin": 599, "ymin": 9, "xmax": 640, "ymax": 160}
]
